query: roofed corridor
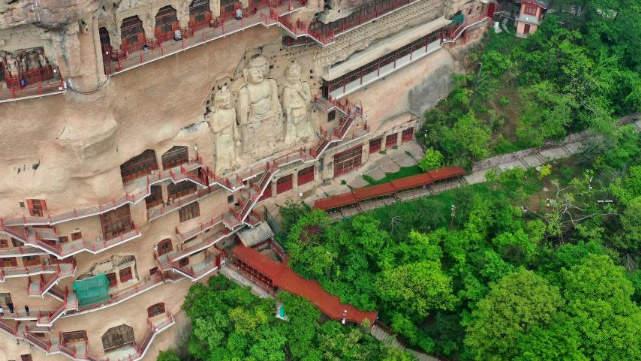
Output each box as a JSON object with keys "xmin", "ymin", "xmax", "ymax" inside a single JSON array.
[
  {"xmin": 278, "ymin": 0, "xmax": 421, "ymax": 45},
  {"xmin": 231, "ymin": 244, "xmax": 379, "ymax": 324}
]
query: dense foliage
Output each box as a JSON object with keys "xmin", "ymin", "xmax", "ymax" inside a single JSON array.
[
  {"xmin": 169, "ymin": 276, "xmax": 414, "ymax": 361},
  {"xmin": 417, "ymin": 0, "xmax": 641, "ymax": 168},
  {"xmin": 282, "ymin": 153, "xmax": 641, "ymax": 360}
]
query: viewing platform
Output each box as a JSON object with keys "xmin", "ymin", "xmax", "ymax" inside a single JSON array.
[
  {"xmin": 169, "ymin": 253, "xmax": 224, "ymax": 281},
  {"xmin": 104, "ymin": 0, "xmax": 306, "ymax": 76},
  {"xmin": 0, "ymin": 262, "xmax": 75, "ymax": 282},
  {"xmin": 0, "ymin": 225, "xmax": 141, "ymax": 260},
  {"xmin": 0, "ymin": 159, "xmax": 204, "ymax": 227}
]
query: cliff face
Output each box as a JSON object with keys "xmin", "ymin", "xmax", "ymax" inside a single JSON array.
[{"xmin": 0, "ymin": 0, "xmax": 98, "ymax": 30}]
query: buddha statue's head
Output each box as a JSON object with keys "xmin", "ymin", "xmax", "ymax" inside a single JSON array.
[
  {"xmin": 285, "ymin": 61, "xmax": 302, "ymax": 84},
  {"xmin": 215, "ymin": 86, "xmax": 232, "ymax": 110},
  {"xmin": 244, "ymin": 55, "xmax": 269, "ymax": 85}
]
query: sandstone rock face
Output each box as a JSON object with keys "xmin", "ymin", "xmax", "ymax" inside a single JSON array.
[{"xmin": 0, "ymin": 0, "xmax": 98, "ymax": 30}]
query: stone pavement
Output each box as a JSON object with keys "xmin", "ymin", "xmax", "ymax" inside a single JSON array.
[{"xmin": 347, "ymin": 141, "xmax": 423, "ymax": 187}]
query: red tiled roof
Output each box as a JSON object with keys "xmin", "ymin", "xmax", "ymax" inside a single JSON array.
[
  {"xmin": 353, "ymin": 183, "xmax": 396, "ymax": 201},
  {"xmin": 312, "ymin": 192, "xmax": 358, "ymax": 210},
  {"xmin": 426, "ymin": 166, "xmax": 466, "ymax": 181},
  {"xmin": 232, "ymin": 245, "xmax": 379, "ymax": 325},
  {"xmin": 390, "ymin": 173, "xmax": 434, "ymax": 192},
  {"xmin": 312, "ymin": 166, "xmax": 466, "ymax": 211}
]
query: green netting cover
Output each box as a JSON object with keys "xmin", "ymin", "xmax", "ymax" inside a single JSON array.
[
  {"xmin": 73, "ymin": 273, "xmax": 110, "ymax": 306},
  {"xmin": 452, "ymin": 14, "xmax": 465, "ymax": 24}
]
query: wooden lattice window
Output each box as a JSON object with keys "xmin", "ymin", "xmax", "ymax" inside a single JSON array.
[
  {"xmin": 220, "ymin": 0, "xmax": 237, "ymax": 13},
  {"xmin": 178, "ymin": 257, "xmax": 189, "ymax": 267},
  {"xmin": 119, "ymin": 267, "xmax": 133, "ymax": 283},
  {"xmin": 385, "ymin": 133, "xmax": 398, "ymax": 148},
  {"xmin": 26, "ymin": 199, "xmax": 47, "ymax": 217},
  {"xmin": 0, "ymin": 239, "xmax": 8, "ymax": 248},
  {"xmin": 21, "ymin": 355, "xmax": 32, "ymax": 361},
  {"xmin": 369, "ymin": 138, "xmax": 382, "ymax": 154},
  {"xmin": 59, "ymin": 236, "xmax": 69, "ymax": 243},
  {"xmin": 190, "ymin": 0, "xmax": 211, "ymax": 24},
  {"xmin": 71, "ymin": 231, "xmax": 82, "ymax": 241},
  {"xmin": 161, "ymin": 146, "xmax": 189, "ymax": 169},
  {"xmin": 22, "ymin": 255, "xmax": 40, "ymax": 267},
  {"xmin": 155, "ymin": 6, "xmax": 178, "ymax": 35},
  {"xmin": 0, "ymin": 258, "xmax": 18, "ymax": 267},
  {"xmin": 146, "ymin": 185, "xmax": 163, "ymax": 210},
  {"xmin": 297, "ymin": 166, "xmax": 315, "ymax": 186},
  {"xmin": 147, "ymin": 303, "xmax": 165, "ymax": 317},
  {"xmin": 100, "ymin": 205, "xmax": 134, "ymax": 241},
  {"xmin": 333, "ymin": 145, "xmax": 363, "ymax": 178},
  {"xmin": 120, "ymin": 150, "xmax": 158, "ymax": 183},
  {"xmin": 157, "ymin": 239, "xmax": 173, "ymax": 256},
  {"xmin": 102, "ymin": 324, "xmax": 135, "ymax": 352},
  {"xmin": 276, "ymin": 174, "xmax": 293, "ymax": 194},
  {"xmin": 401, "ymin": 128, "xmax": 414, "ymax": 142},
  {"xmin": 524, "ymin": 4, "xmax": 538, "ymax": 16},
  {"xmin": 121, "ymin": 16, "xmax": 145, "ymax": 47},
  {"xmin": 106, "ymin": 272, "xmax": 117, "ymax": 287},
  {"xmin": 62, "ymin": 330, "xmax": 88, "ymax": 344},
  {"xmin": 168, "ymin": 181, "xmax": 197, "ymax": 201},
  {"xmin": 179, "ymin": 202, "xmax": 200, "ymax": 222}
]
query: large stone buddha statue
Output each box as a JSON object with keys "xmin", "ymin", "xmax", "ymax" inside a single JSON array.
[{"xmin": 237, "ymin": 55, "xmax": 283, "ymax": 156}]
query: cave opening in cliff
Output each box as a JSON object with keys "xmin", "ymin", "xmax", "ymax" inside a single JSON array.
[
  {"xmin": 120, "ymin": 16, "xmax": 145, "ymax": 52},
  {"xmin": 146, "ymin": 185, "xmax": 163, "ymax": 210},
  {"xmin": 161, "ymin": 145, "xmax": 189, "ymax": 169},
  {"xmin": 155, "ymin": 6, "xmax": 179, "ymax": 42},
  {"xmin": 99, "ymin": 205, "xmax": 134, "ymax": 241},
  {"xmin": 101, "ymin": 324, "xmax": 135, "ymax": 352},
  {"xmin": 99, "ymin": 27, "xmax": 111, "ymax": 56},
  {"xmin": 120, "ymin": 149, "xmax": 158, "ymax": 184},
  {"xmin": 189, "ymin": 0, "xmax": 212, "ymax": 29}
]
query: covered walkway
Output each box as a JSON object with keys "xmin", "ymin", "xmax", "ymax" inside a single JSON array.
[{"xmin": 231, "ymin": 245, "xmax": 378, "ymax": 324}]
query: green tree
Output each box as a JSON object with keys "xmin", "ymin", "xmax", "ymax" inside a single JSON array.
[
  {"xmin": 377, "ymin": 261, "xmax": 456, "ymax": 319},
  {"xmin": 157, "ymin": 350, "xmax": 181, "ymax": 361},
  {"xmin": 562, "ymin": 254, "xmax": 641, "ymax": 361},
  {"xmin": 419, "ymin": 148, "xmax": 444, "ymax": 172},
  {"xmin": 516, "ymin": 82, "xmax": 575, "ymax": 147},
  {"xmin": 465, "ymin": 269, "xmax": 563, "ymax": 361}
]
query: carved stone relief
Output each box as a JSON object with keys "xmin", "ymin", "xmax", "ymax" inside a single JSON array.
[
  {"xmin": 282, "ymin": 61, "xmax": 313, "ymax": 144},
  {"xmin": 204, "ymin": 52, "xmax": 320, "ymax": 175},
  {"xmin": 237, "ymin": 54, "xmax": 283, "ymax": 157},
  {"xmin": 210, "ymin": 86, "xmax": 241, "ymax": 175}
]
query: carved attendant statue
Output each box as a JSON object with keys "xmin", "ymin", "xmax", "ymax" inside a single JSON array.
[
  {"xmin": 27, "ymin": 51, "xmax": 40, "ymax": 71},
  {"xmin": 237, "ymin": 55, "xmax": 282, "ymax": 156},
  {"xmin": 211, "ymin": 87, "xmax": 241, "ymax": 174},
  {"xmin": 283, "ymin": 62, "xmax": 313, "ymax": 143},
  {"xmin": 38, "ymin": 50, "xmax": 48, "ymax": 69},
  {"xmin": 6, "ymin": 53, "xmax": 20, "ymax": 79}
]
